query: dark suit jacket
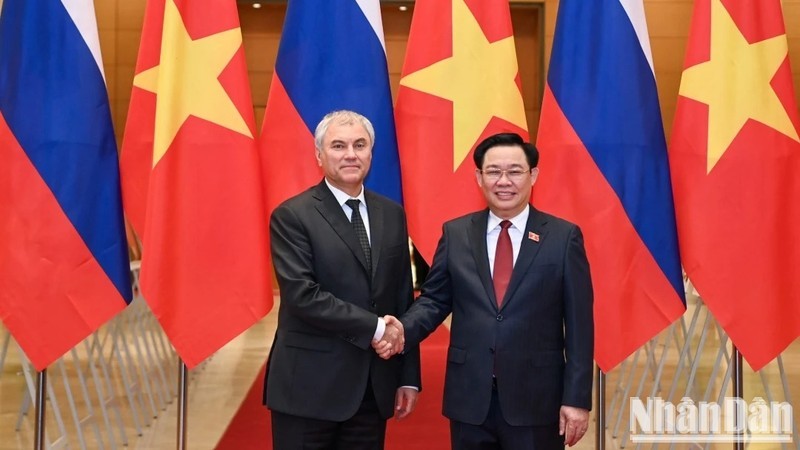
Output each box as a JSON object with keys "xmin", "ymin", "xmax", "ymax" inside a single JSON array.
[
  {"xmin": 401, "ymin": 206, "xmax": 593, "ymax": 426},
  {"xmin": 264, "ymin": 180, "xmax": 421, "ymax": 422}
]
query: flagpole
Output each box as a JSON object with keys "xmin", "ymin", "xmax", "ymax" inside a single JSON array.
[
  {"xmin": 595, "ymin": 366, "xmax": 605, "ymax": 450},
  {"xmin": 34, "ymin": 369, "xmax": 47, "ymax": 450},
  {"xmin": 176, "ymin": 360, "xmax": 188, "ymax": 450},
  {"xmin": 731, "ymin": 347, "xmax": 744, "ymax": 450}
]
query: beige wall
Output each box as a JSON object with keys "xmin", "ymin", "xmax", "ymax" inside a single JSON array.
[{"xmin": 96, "ymin": 0, "xmax": 800, "ymax": 144}]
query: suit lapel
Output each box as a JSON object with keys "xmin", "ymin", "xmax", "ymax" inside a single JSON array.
[
  {"xmin": 469, "ymin": 210, "xmax": 499, "ymax": 309},
  {"xmin": 500, "ymin": 206, "xmax": 548, "ymax": 310},
  {"xmin": 365, "ymin": 191, "xmax": 383, "ymax": 279},
  {"xmin": 312, "ymin": 181, "xmax": 370, "ymax": 275}
]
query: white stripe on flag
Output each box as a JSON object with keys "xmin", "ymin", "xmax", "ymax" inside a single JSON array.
[
  {"xmin": 355, "ymin": 0, "xmax": 386, "ymax": 52},
  {"xmin": 618, "ymin": 0, "xmax": 655, "ymax": 73},
  {"xmin": 61, "ymin": 0, "xmax": 106, "ymax": 80}
]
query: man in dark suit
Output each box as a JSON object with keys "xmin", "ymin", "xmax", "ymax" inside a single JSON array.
[
  {"xmin": 380, "ymin": 133, "xmax": 593, "ymax": 449},
  {"xmin": 265, "ymin": 110, "xmax": 421, "ymax": 450}
]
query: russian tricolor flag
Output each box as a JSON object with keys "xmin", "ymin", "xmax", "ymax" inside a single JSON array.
[
  {"xmin": 0, "ymin": 0, "xmax": 132, "ymax": 370},
  {"xmin": 260, "ymin": 0, "xmax": 402, "ymax": 213},
  {"xmin": 535, "ymin": 0, "xmax": 686, "ymax": 371}
]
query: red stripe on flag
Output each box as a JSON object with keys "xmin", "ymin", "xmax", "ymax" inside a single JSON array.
[
  {"xmin": 0, "ymin": 113, "xmax": 127, "ymax": 370},
  {"xmin": 259, "ymin": 75, "xmax": 321, "ymax": 216},
  {"xmin": 535, "ymin": 87, "xmax": 685, "ymax": 371}
]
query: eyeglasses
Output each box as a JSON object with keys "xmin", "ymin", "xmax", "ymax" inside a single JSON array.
[{"xmin": 480, "ymin": 168, "xmax": 531, "ymax": 182}]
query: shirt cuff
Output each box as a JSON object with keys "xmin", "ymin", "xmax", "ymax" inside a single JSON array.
[{"xmin": 373, "ymin": 317, "xmax": 386, "ymax": 342}]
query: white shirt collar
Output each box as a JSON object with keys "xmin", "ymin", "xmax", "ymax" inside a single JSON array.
[
  {"xmin": 325, "ymin": 179, "xmax": 366, "ymax": 207},
  {"xmin": 487, "ymin": 205, "xmax": 530, "ymax": 234}
]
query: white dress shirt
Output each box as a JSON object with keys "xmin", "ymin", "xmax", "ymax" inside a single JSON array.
[
  {"xmin": 325, "ymin": 179, "xmax": 372, "ymax": 243},
  {"xmin": 486, "ymin": 205, "xmax": 530, "ymax": 278},
  {"xmin": 324, "ymin": 180, "xmax": 384, "ymax": 341}
]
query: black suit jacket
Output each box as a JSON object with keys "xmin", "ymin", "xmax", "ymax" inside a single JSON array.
[
  {"xmin": 264, "ymin": 180, "xmax": 421, "ymax": 422},
  {"xmin": 401, "ymin": 206, "xmax": 593, "ymax": 426}
]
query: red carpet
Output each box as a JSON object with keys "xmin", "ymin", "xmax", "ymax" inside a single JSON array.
[
  {"xmin": 385, "ymin": 325, "xmax": 450, "ymax": 449},
  {"xmin": 215, "ymin": 325, "xmax": 451, "ymax": 449},
  {"xmin": 213, "ymin": 362, "xmax": 271, "ymax": 448}
]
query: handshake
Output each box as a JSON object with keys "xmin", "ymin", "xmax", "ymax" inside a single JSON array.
[{"xmin": 372, "ymin": 315, "xmax": 404, "ymax": 360}]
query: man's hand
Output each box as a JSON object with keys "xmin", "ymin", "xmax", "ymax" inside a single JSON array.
[
  {"xmin": 394, "ymin": 387, "xmax": 418, "ymax": 420},
  {"xmin": 559, "ymin": 405, "xmax": 590, "ymax": 447},
  {"xmin": 371, "ymin": 315, "xmax": 405, "ymax": 359}
]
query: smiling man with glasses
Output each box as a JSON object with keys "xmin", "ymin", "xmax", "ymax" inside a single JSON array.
[
  {"xmin": 377, "ymin": 132, "xmax": 594, "ymax": 450},
  {"xmin": 474, "ymin": 134, "xmax": 539, "ymax": 220}
]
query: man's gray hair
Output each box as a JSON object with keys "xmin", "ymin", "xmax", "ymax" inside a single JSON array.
[{"xmin": 314, "ymin": 110, "xmax": 375, "ymax": 150}]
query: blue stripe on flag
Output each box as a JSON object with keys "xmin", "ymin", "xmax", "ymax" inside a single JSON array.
[
  {"xmin": 547, "ymin": 0, "xmax": 684, "ymax": 297},
  {"xmin": 0, "ymin": 0, "xmax": 132, "ymax": 301},
  {"xmin": 275, "ymin": 0, "xmax": 402, "ymax": 203}
]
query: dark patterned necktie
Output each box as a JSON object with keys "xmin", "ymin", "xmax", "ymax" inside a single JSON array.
[
  {"xmin": 493, "ymin": 220, "xmax": 513, "ymax": 306},
  {"xmin": 345, "ymin": 199, "xmax": 372, "ymax": 274}
]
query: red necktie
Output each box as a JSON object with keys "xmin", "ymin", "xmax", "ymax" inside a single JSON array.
[{"xmin": 493, "ymin": 220, "xmax": 513, "ymax": 307}]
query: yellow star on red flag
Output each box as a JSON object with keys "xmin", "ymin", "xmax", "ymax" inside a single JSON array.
[
  {"xmin": 133, "ymin": 0, "xmax": 251, "ymax": 167},
  {"xmin": 120, "ymin": 0, "xmax": 271, "ymax": 369},
  {"xmin": 669, "ymin": 0, "xmax": 800, "ymax": 370},
  {"xmin": 399, "ymin": 0, "xmax": 527, "ymax": 171},
  {"xmin": 678, "ymin": 0, "xmax": 799, "ymax": 173}
]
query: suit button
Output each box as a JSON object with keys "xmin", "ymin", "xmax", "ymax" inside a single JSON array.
[
  {"xmin": 489, "ymin": 348, "xmax": 495, "ymax": 354},
  {"xmin": 371, "ymin": 302, "xmax": 377, "ymax": 308},
  {"xmin": 496, "ymin": 314, "xmax": 503, "ymax": 321}
]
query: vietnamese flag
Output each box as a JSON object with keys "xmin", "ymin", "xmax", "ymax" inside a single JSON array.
[
  {"xmin": 396, "ymin": 0, "xmax": 528, "ymax": 263},
  {"xmin": 120, "ymin": 0, "xmax": 271, "ymax": 368},
  {"xmin": 670, "ymin": 0, "xmax": 800, "ymax": 370}
]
